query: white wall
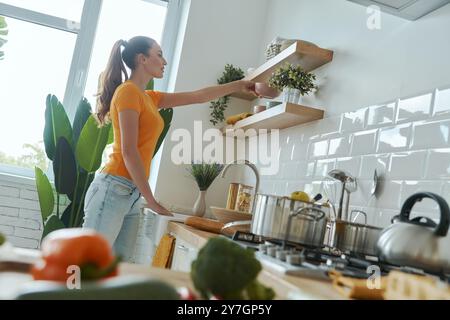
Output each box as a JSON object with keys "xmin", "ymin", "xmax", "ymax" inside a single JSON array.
[
  {"xmin": 237, "ymin": 0, "xmax": 450, "ymax": 228},
  {"xmin": 258, "ymin": 0, "xmax": 450, "ymax": 115},
  {"xmin": 153, "ymin": 0, "xmax": 270, "ymax": 217}
]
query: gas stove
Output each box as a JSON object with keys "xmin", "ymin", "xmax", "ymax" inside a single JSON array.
[{"xmin": 230, "ymin": 231, "xmax": 450, "ymax": 283}]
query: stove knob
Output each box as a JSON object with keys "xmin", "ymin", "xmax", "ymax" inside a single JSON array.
[
  {"xmin": 258, "ymin": 244, "xmax": 268, "ymax": 254},
  {"xmin": 286, "ymin": 254, "xmax": 302, "ymax": 265},
  {"xmin": 267, "ymin": 246, "xmax": 277, "ymax": 257},
  {"xmin": 275, "ymin": 250, "xmax": 288, "ymax": 261}
]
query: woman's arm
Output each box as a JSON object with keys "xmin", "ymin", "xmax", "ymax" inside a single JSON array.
[
  {"xmin": 119, "ymin": 110, "xmax": 172, "ymax": 216},
  {"xmin": 158, "ymin": 79, "xmax": 257, "ymax": 108}
]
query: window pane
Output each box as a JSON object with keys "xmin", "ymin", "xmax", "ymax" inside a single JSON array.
[
  {"xmin": 1, "ymin": 0, "xmax": 85, "ymax": 22},
  {"xmin": 83, "ymin": 0, "xmax": 167, "ymax": 167},
  {"xmin": 84, "ymin": 0, "xmax": 167, "ymax": 106},
  {"xmin": 0, "ymin": 16, "xmax": 76, "ymax": 171}
]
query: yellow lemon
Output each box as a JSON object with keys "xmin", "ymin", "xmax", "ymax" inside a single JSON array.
[{"xmin": 290, "ymin": 191, "xmax": 310, "ymax": 202}]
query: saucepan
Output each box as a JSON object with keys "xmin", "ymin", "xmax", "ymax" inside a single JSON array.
[
  {"xmin": 331, "ymin": 210, "xmax": 383, "ymax": 257},
  {"xmin": 250, "ymin": 194, "xmax": 328, "ymax": 247}
]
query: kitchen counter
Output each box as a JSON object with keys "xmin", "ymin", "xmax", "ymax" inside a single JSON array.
[
  {"xmin": 167, "ymin": 221, "xmax": 345, "ymax": 300},
  {"xmin": 0, "ymin": 223, "xmax": 345, "ymax": 300}
]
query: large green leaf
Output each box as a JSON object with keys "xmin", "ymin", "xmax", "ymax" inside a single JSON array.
[
  {"xmin": 73, "ymin": 97, "xmax": 92, "ymax": 148},
  {"xmin": 61, "ymin": 203, "xmax": 73, "ymax": 228},
  {"xmin": 68, "ymin": 170, "xmax": 93, "ymax": 204},
  {"xmin": 145, "ymin": 78, "xmax": 154, "ymax": 90},
  {"xmin": 153, "ymin": 108, "xmax": 173, "ymax": 157},
  {"xmin": 42, "ymin": 215, "xmax": 65, "ymax": 240},
  {"xmin": 76, "ymin": 115, "xmax": 110, "ymax": 172},
  {"xmin": 43, "ymin": 94, "xmax": 73, "ymax": 161},
  {"xmin": 107, "ymin": 124, "xmax": 114, "ymax": 145},
  {"xmin": 35, "ymin": 167, "xmax": 54, "ymax": 222},
  {"xmin": 53, "ymin": 137, "xmax": 77, "ymax": 196}
]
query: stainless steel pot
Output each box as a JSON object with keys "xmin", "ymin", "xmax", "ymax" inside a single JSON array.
[
  {"xmin": 251, "ymin": 194, "xmax": 328, "ymax": 247},
  {"xmin": 332, "ymin": 210, "xmax": 383, "ymax": 256},
  {"xmin": 377, "ymin": 192, "xmax": 450, "ymax": 273}
]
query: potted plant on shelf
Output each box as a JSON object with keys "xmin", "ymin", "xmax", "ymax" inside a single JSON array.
[
  {"xmin": 210, "ymin": 64, "xmax": 245, "ymax": 126},
  {"xmin": 187, "ymin": 162, "xmax": 224, "ymax": 217},
  {"xmin": 268, "ymin": 63, "xmax": 317, "ymax": 104}
]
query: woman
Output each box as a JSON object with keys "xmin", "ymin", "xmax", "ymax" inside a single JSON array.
[{"xmin": 82, "ymin": 36, "xmax": 257, "ymax": 262}]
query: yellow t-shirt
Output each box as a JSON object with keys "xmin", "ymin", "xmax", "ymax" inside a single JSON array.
[{"xmin": 103, "ymin": 81, "xmax": 164, "ymax": 180}]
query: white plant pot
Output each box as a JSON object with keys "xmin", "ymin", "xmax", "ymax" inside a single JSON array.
[
  {"xmin": 282, "ymin": 88, "xmax": 301, "ymax": 104},
  {"xmin": 192, "ymin": 190, "xmax": 207, "ymax": 217}
]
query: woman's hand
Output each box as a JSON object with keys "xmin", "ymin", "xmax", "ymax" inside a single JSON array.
[
  {"xmin": 144, "ymin": 198, "xmax": 173, "ymax": 216},
  {"xmin": 238, "ymin": 80, "xmax": 258, "ymax": 97}
]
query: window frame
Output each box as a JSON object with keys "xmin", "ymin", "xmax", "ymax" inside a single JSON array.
[{"xmin": 0, "ymin": 0, "xmax": 180, "ymax": 180}]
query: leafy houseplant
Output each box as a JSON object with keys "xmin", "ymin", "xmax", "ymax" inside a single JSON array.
[
  {"xmin": 268, "ymin": 63, "xmax": 317, "ymax": 103},
  {"xmin": 210, "ymin": 64, "xmax": 244, "ymax": 126},
  {"xmin": 0, "ymin": 16, "xmax": 8, "ymax": 60},
  {"xmin": 36, "ymin": 80, "xmax": 173, "ymax": 240},
  {"xmin": 187, "ymin": 163, "xmax": 224, "ymax": 217}
]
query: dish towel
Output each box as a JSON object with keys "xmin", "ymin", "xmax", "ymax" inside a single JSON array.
[{"xmin": 151, "ymin": 233, "xmax": 175, "ymax": 269}]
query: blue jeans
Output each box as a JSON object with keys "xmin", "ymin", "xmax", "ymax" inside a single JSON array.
[{"xmin": 82, "ymin": 173, "xmax": 142, "ymax": 263}]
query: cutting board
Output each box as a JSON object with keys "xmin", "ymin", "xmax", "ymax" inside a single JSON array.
[{"xmin": 185, "ymin": 216, "xmax": 224, "ymax": 234}]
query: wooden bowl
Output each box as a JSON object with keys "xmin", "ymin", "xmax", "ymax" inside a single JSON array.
[{"xmin": 210, "ymin": 206, "xmax": 252, "ymax": 224}]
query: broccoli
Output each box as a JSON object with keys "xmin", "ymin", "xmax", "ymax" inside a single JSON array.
[{"xmin": 191, "ymin": 237, "xmax": 275, "ymax": 300}]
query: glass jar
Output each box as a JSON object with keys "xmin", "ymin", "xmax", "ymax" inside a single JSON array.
[{"xmin": 234, "ymin": 184, "xmax": 254, "ymax": 213}]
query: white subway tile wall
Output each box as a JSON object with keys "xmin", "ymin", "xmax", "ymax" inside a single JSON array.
[{"xmin": 251, "ymin": 88, "xmax": 450, "ymax": 228}]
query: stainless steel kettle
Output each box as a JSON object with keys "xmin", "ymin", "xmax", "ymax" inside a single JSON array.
[{"xmin": 377, "ymin": 192, "xmax": 450, "ymax": 274}]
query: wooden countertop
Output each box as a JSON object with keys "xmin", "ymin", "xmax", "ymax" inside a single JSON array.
[
  {"xmin": 0, "ymin": 223, "xmax": 345, "ymax": 300},
  {"xmin": 167, "ymin": 221, "xmax": 345, "ymax": 300}
]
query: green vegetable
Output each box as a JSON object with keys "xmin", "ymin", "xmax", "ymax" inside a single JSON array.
[
  {"xmin": 244, "ymin": 279, "xmax": 275, "ymax": 300},
  {"xmin": 15, "ymin": 276, "xmax": 180, "ymax": 300},
  {"xmin": 0, "ymin": 233, "xmax": 5, "ymax": 246},
  {"xmin": 191, "ymin": 237, "xmax": 274, "ymax": 300}
]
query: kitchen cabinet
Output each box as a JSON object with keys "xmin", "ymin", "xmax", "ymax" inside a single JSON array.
[{"xmin": 170, "ymin": 236, "xmax": 199, "ymax": 273}]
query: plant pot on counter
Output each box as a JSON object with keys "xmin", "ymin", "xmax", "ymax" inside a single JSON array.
[{"xmin": 192, "ymin": 190, "xmax": 207, "ymax": 217}]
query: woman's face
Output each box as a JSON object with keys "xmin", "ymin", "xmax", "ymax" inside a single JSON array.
[{"xmin": 140, "ymin": 43, "xmax": 167, "ymax": 79}]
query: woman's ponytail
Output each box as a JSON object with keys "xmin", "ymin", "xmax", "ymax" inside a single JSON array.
[
  {"xmin": 95, "ymin": 39, "xmax": 128, "ymax": 126},
  {"xmin": 95, "ymin": 36, "xmax": 156, "ymax": 126}
]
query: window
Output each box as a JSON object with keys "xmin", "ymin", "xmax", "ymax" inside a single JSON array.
[
  {"xmin": 0, "ymin": 0, "xmax": 85, "ymax": 22},
  {"xmin": 84, "ymin": 0, "xmax": 167, "ymax": 106},
  {"xmin": 0, "ymin": 0, "xmax": 179, "ymax": 178},
  {"xmin": 0, "ymin": 15, "xmax": 76, "ymax": 173}
]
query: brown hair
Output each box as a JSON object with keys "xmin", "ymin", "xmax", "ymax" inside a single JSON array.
[{"xmin": 95, "ymin": 36, "xmax": 156, "ymax": 125}]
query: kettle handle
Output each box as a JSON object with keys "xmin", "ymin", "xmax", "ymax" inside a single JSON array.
[{"xmin": 400, "ymin": 192, "xmax": 450, "ymax": 237}]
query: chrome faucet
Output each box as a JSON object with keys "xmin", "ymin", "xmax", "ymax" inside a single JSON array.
[{"xmin": 220, "ymin": 160, "xmax": 260, "ymax": 214}]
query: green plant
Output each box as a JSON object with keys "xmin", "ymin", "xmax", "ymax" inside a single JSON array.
[
  {"xmin": 268, "ymin": 63, "xmax": 317, "ymax": 95},
  {"xmin": 0, "ymin": 16, "xmax": 8, "ymax": 60},
  {"xmin": 36, "ymin": 95, "xmax": 113, "ymax": 238},
  {"xmin": 36, "ymin": 79, "xmax": 172, "ymax": 240},
  {"xmin": 186, "ymin": 162, "xmax": 224, "ymax": 191},
  {"xmin": 209, "ymin": 64, "xmax": 244, "ymax": 126}
]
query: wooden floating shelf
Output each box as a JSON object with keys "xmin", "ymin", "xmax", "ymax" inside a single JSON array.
[
  {"xmin": 231, "ymin": 40, "xmax": 334, "ymax": 101},
  {"xmin": 221, "ymin": 103, "xmax": 324, "ymax": 136}
]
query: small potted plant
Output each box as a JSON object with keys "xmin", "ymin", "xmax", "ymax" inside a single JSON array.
[
  {"xmin": 268, "ymin": 63, "xmax": 317, "ymax": 104},
  {"xmin": 187, "ymin": 162, "xmax": 224, "ymax": 217},
  {"xmin": 209, "ymin": 64, "xmax": 245, "ymax": 126}
]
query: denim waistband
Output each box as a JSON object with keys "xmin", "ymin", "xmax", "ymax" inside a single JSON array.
[{"xmin": 97, "ymin": 173, "xmax": 136, "ymax": 189}]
